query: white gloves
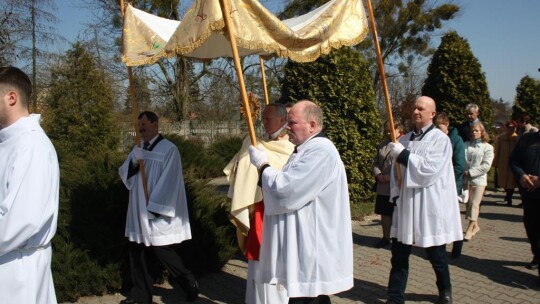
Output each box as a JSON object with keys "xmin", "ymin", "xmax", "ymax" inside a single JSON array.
[
  {"xmin": 249, "ymin": 144, "xmax": 269, "ymax": 169},
  {"xmin": 388, "ymin": 142, "xmax": 405, "ymax": 159},
  {"xmin": 131, "ymin": 147, "xmax": 145, "ymax": 165}
]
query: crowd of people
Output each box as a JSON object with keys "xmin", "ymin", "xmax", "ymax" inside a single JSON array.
[{"xmin": 1, "ymin": 65, "xmax": 539, "ymax": 304}]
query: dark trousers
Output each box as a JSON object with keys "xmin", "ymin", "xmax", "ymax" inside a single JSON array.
[
  {"xmin": 128, "ymin": 242, "xmax": 196, "ymax": 302},
  {"xmin": 289, "ymin": 295, "xmax": 331, "ymax": 304},
  {"xmin": 387, "ymin": 239, "xmax": 451, "ymax": 303},
  {"xmin": 523, "ymin": 197, "xmax": 540, "ymax": 265}
]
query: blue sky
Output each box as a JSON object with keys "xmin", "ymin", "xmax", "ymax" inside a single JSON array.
[{"xmin": 56, "ymin": 0, "xmax": 540, "ymax": 104}]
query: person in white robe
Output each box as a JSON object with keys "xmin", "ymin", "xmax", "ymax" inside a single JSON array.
[
  {"xmin": 0, "ymin": 66, "xmax": 59, "ymax": 304},
  {"xmin": 118, "ymin": 111, "xmax": 198, "ymax": 304},
  {"xmin": 249, "ymin": 100, "xmax": 353, "ymax": 303},
  {"xmin": 386, "ymin": 96, "xmax": 463, "ymax": 304},
  {"xmin": 224, "ymin": 103, "xmax": 294, "ymax": 304}
]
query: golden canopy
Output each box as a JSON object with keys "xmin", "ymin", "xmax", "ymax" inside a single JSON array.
[{"xmin": 122, "ymin": 0, "xmax": 369, "ymax": 66}]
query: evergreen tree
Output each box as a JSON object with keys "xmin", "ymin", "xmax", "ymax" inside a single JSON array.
[
  {"xmin": 44, "ymin": 42, "xmax": 118, "ymax": 156},
  {"xmin": 512, "ymin": 75, "xmax": 540, "ymax": 120},
  {"xmin": 42, "ymin": 43, "xmax": 126, "ymax": 301},
  {"xmin": 280, "ymin": 47, "xmax": 380, "ymax": 203},
  {"xmin": 422, "ymin": 31, "xmax": 492, "ymax": 128}
]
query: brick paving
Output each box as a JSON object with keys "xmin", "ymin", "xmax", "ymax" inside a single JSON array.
[{"xmin": 71, "ymin": 189, "xmax": 540, "ymax": 303}]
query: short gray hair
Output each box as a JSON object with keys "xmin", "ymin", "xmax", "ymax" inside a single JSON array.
[{"xmin": 466, "ymin": 103, "xmax": 479, "ymax": 113}]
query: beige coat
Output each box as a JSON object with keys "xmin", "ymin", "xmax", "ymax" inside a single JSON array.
[{"xmin": 493, "ymin": 133, "xmax": 518, "ymax": 189}]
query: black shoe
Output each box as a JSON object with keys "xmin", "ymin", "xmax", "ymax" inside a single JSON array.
[
  {"xmin": 437, "ymin": 290, "xmax": 452, "ymax": 304},
  {"xmin": 526, "ymin": 260, "xmax": 539, "ymax": 270},
  {"xmin": 119, "ymin": 299, "xmax": 152, "ymax": 304},
  {"xmin": 185, "ymin": 281, "xmax": 199, "ymax": 302},
  {"xmin": 376, "ymin": 238, "xmax": 391, "ymax": 248}
]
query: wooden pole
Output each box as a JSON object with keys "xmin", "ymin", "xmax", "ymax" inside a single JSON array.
[
  {"xmin": 259, "ymin": 56, "xmax": 269, "ymax": 105},
  {"xmin": 219, "ymin": 0, "xmax": 258, "ymax": 146},
  {"xmin": 120, "ymin": 0, "xmax": 150, "ymax": 203},
  {"xmin": 365, "ymin": 0, "xmax": 402, "ymax": 184}
]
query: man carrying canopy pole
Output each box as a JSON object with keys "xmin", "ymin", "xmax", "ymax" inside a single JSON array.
[{"xmin": 248, "ymin": 100, "xmax": 354, "ymax": 302}]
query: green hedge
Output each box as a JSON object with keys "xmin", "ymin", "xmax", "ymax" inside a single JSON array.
[
  {"xmin": 167, "ymin": 135, "xmax": 243, "ymax": 178},
  {"xmin": 52, "ymin": 136, "xmax": 241, "ymax": 302}
]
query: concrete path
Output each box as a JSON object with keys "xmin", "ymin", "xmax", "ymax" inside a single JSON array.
[{"xmin": 69, "ymin": 189, "xmax": 540, "ymax": 303}]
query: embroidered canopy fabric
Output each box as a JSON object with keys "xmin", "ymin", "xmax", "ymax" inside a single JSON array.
[{"xmin": 122, "ymin": 0, "xmax": 369, "ymax": 66}]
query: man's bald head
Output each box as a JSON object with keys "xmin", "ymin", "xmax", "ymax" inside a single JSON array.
[
  {"xmin": 412, "ymin": 96, "xmax": 437, "ymax": 129},
  {"xmin": 287, "ymin": 100, "xmax": 324, "ymax": 145}
]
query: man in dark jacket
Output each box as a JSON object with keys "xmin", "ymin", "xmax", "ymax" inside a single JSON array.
[
  {"xmin": 458, "ymin": 103, "xmax": 489, "ymax": 142},
  {"xmin": 509, "ymin": 127, "xmax": 540, "ymax": 286}
]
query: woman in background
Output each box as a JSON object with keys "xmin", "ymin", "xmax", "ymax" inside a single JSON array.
[
  {"xmin": 493, "ymin": 121, "xmax": 518, "ymax": 206},
  {"xmin": 464, "ymin": 122, "xmax": 494, "ymax": 240}
]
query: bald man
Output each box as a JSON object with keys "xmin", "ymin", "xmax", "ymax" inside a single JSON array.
[
  {"xmin": 386, "ymin": 96, "xmax": 463, "ymax": 304},
  {"xmin": 249, "ymin": 100, "xmax": 353, "ymax": 303}
]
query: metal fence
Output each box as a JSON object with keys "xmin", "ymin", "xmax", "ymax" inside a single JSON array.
[{"xmin": 120, "ymin": 120, "xmax": 263, "ymax": 150}]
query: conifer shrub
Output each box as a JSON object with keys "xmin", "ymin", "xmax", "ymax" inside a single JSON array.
[
  {"xmin": 167, "ymin": 134, "xmax": 243, "ymax": 178},
  {"xmin": 179, "ymin": 175, "xmax": 238, "ymax": 275},
  {"xmin": 422, "ymin": 31, "xmax": 492, "ymax": 127},
  {"xmin": 203, "ymin": 135, "xmax": 244, "ymax": 177},
  {"xmin": 167, "ymin": 135, "xmax": 208, "ymax": 178},
  {"xmin": 280, "ymin": 47, "xmax": 380, "ymax": 204},
  {"xmin": 52, "ymin": 153, "xmax": 128, "ymax": 302}
]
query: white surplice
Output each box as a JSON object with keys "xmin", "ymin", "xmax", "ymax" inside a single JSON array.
[
  {"xmin": 390, "ymin": 128, "xmax": 463, "ymax": 247},
  {"xmin": 119, "ymin": 137, "xmax": 191, "ymax": 246},
  {"xmin": 0, "ymin": 114, "xmax": 59, "ymax": 304},
  {"xmin": 258, "ymin": 136, "xmax": 353, "ymax": 298}
]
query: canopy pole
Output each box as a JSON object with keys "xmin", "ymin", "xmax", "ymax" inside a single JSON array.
[
  {"xmin": 259, "ymin": 56, "xmax": 269, "ymax": 105},
  {"xmin": 120, "ymin": 0, "xmax": 150, "ymax": 203},
  {"xmin": 365, "ymin": 0, "xmax": 401, "ymax": 185},
  {"xmin": 219, "ymin": 0, "xmax": 258, "ymax": 146}
]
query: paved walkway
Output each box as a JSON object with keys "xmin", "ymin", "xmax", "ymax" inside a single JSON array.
[{"xmin": 71, "ymin": 190, "xmax": 540, "ymax": 303}]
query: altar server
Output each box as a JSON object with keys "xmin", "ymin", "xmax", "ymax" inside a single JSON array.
[
  {"xmin": 386, "ymin": 96, "xmax": 463, "ymax": 304},
  {"xmin": 119, "ymin": 111, "xmax": 198, "ymax": 303},
  {"xmin": 249, "ymin": 100, "xmax": 353, "ymax": 303},
  {"xmin": 0, "ymin": 66, "xmax": 59, "ymax": 304}
]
